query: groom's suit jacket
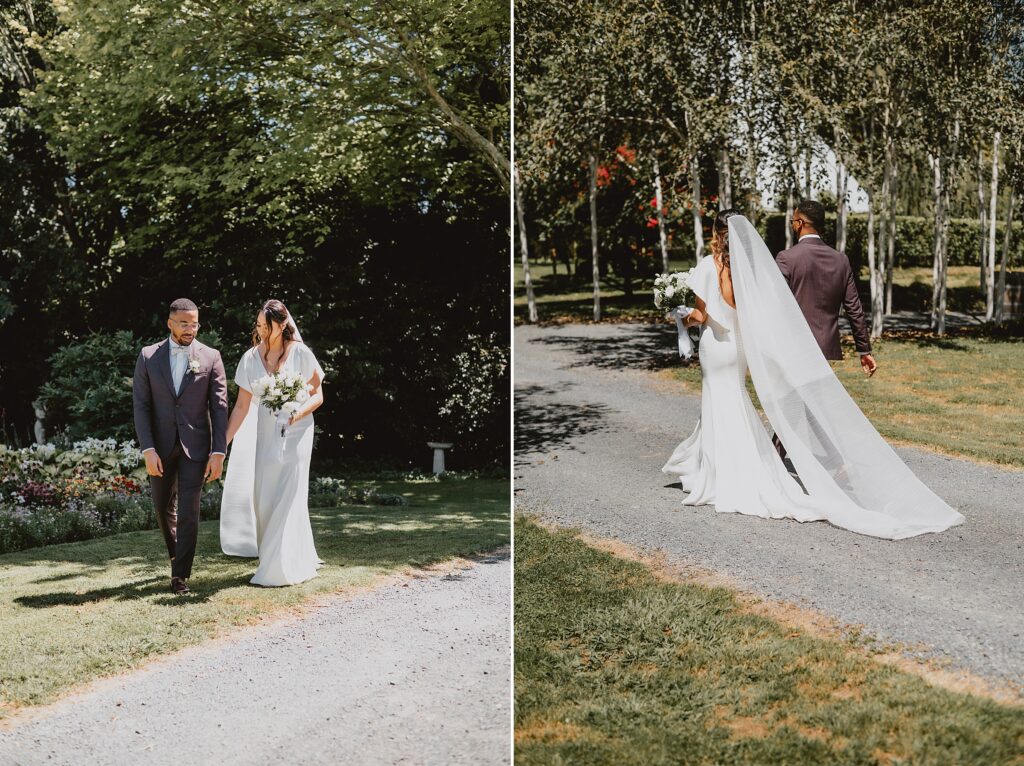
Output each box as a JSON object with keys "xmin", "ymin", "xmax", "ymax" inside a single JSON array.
[
  {"xmin": 133, "ymin": 339, "xmax": 228, "ymax": 461},
  {"xmin": 775, "ymin": 237, "xmax": 872, "ymax": 360}
]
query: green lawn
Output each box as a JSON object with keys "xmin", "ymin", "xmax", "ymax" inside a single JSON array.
[
  {"xmin": 515, "ymin": 261, "xmax": 1023, "ymax": 323},
  {"xmin": 514, "ymin": 517, "xmax": 1024, "ymax": 766},
  {"xmin": 666, "ymin": 333, "xmax": 1024, "ymax": 468},
  {"xmin": 0, "ymin": 479, "xmax": 509, "ymax": 714}
]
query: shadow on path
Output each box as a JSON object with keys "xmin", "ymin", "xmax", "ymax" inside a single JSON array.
[
  {"xmin": 515, "ymin": 384, "xmax": 614, "ymax": 465},
  {"xmin": 529, "ymin": 324, "xmax": 689, "ymax": 371}
]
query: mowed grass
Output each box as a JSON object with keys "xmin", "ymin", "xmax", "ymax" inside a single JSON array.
[
  {"xmin": 667, "ymin": 333, "xmax": 1024, "ymax": 468},
  {"xmin": 0, "ymin": 479, "xmax": 509, "ymax": 714},
  {"xmin": 515, "ymin": 261, "xmax": 1023, "ymax": 323},
  {"xmin": 514, "ymin": 518, "xmax": 1024, "ymax": 766}
]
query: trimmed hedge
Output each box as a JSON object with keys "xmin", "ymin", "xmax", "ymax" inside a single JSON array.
[{"xmin": 761, "ymin": 213, "xmax": 1024, "ymax": 270}]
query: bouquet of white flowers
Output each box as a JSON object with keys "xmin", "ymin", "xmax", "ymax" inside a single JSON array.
[
  {"xmin": 653, "ymin": 270, "xmax": 695, "ymax": 311},
  {"xmin": 654, "ymin": 269, "xmax": 698, "ymax": 360},
  {"xmin": 250, "ymin": 370, "xmax": 313, "ymax": 437}
]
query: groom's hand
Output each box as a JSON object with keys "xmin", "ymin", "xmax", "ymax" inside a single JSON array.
[
  {"xmin": 143, "ymin": 450, "xmax": 163, "ymax": 477},
  {"xmin": 205, "ymin": 454, "xmax": 225, "ymax": 482},
  {"xmin": 860, "ymin": 354, "xmax": 878, "ymax": 377}
]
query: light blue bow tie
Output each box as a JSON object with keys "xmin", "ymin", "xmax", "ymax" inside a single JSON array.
[{"xmin": 171, "ymin": 346, "xmax": 191, "ymax": 356}]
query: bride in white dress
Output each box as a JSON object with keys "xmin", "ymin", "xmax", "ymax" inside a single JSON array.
[
  {"xmin": 662, "ymin": 210, "xmax": 964, "ymax": 540},
  {"xmin": 219, "ymin": 299, "xmax": 326, "ymax": 586}
]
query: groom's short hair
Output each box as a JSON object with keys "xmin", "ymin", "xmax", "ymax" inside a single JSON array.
[
  {"xmin": 169, "ymin": 298, "xmax": 198, "ymax": 315},
  {"xmin": 796, "ymin": 200, "xmax": 825, "ymax": 233}
]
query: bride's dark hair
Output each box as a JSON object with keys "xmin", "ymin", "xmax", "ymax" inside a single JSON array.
[
  {"xmin": 253, "ymin": 299, "xmax": 296, "ymax": 348},
  {"xmin": 711, "ymin": 208, "xmax": 742, "ymax": 269}
]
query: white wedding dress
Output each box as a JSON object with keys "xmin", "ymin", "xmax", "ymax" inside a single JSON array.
[
  {"xmin": 663, "ymin": 216, "xmax": 964, "ymax": 540},
  {"xmin": 220, "ymin": 341, "xmax": 325, "ymax": 585}
]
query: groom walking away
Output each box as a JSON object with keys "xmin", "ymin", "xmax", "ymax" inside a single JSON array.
[
  {"xmin": 133, "ymin": 299, "xmax": 228, "ymax": 594},
  {"xmin": 772, "ymin": 200, "xmax": 877, "ymax": 461}
]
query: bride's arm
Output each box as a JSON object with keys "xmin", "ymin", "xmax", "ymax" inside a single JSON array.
[
  {"xmin": 290, "ymin": 371, "xmax": 324, "ymax": 425},
  {"xmin": 684, "ymin": 297, "xmax": 708, "ymax": 327},
  {"xmin": 226, "ymin": 388, "xmax": 253, "ymax": 445}
]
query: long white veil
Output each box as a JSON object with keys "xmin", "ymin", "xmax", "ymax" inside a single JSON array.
[
  {"xmin": 220, "ymin": 316, "xmax": 304, "ymax": 557},
  {"xmin": 727, "ymin": 215, "xmax": 964, "ymax": 539}
]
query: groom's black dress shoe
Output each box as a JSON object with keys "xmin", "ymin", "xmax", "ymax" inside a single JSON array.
[{"xmin": 171, "ymin": 577, "xmax": 190, "ymax": 595}]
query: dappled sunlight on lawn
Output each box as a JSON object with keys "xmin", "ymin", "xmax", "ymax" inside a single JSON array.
[{"xmin": 0, "ymin": 479, "xmax": 509, "ymax": 712}]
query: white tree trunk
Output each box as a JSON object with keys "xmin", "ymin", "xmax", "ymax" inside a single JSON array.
[
  {"xmin": 938, "ymin": 168, "xmax": 952, "ymax": 336},
  {"xmin": 785, "ymin": 186, "xmax": 794, "ymax": 250},
  {"xmin": 885, "ymin": 149, "xmax": 898, "ymax": 315},
  {"xmin": 803, "ymin": 146, "xmax": 813, "ymax": 199},
  {"xmin": 589, "ymin": 153, "xmax": 601, "ymax": 321},
  {"xmin": 719, "ymin": 147, "xmax": 732, "ymax": 208},
  {"xmin": 986, "ymin": 131, "xmax": 1000, "ymax": 320},
  {"xmin": 867, "ymin": 191, "xmax": 883, "ymax": 338},
  {"xmin": 995, "ymin": 188, "xmax": 1014, "ymax": 323},
  {"xmin": 836, "ymin": 154, "xmax": 848, "ymax": 254},
  {"xmin": 690, "ymin": 155, "xmax": 704, "ymax": 260},
  {"xmin": 654, "ymin": 158, "xmax": 670, "ymax": 273},
  {"xmin": 745, "ymin": 124, "xmax": 759, "ymax": 226},
  {"xmin": 978, "ymin": 146, "xmax": 988, "ymax": 293},
  {"xmin": 878, "ymin": 156, "xmax": 890, "ymax": 327},
  {"xmin": 513, "ymin": 164, "xmax": 537, "ymax": 323},
  {"xmin": 930, "ymin": 153, "xmax": 942, "ymax": 329}
]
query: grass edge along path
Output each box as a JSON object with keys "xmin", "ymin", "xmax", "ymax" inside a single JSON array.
[
  {"xmin": 0, "ymin": 479, "xmax": 509, "ymax": 715},
  {"xmin": 514, "ymin": 516, "xmax": 1024, "ymax": 766}
]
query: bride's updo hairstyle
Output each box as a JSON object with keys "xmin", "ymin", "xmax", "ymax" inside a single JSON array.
[
  {"xmin": 711, "ymin": 208, "xmax": 742, "ymax": 269},
  {"xmin": 253, "ymin": 299, "xmax": 297, "ymax": 347}
]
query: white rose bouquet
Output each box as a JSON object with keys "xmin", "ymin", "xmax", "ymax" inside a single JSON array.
[
  {"xmin": 654, "ymin": 269, "xmax": 698, "ymax": 360},
  {"xmin": 250, "ymin": 370, "xmax": 313, "ymax": 437},
  {"xmin": 653, "ymin": 270, "xmax": 695, "ymax": 311}
]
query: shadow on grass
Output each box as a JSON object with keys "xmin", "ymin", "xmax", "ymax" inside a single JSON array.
[
  {"xmin": 514, "ymin": 384, "xmax": 614, "ymax": 464},
  {"xmin": 528, "ymin": 324, "xmax": 684, "ymax": 371},
  {"xmin": 5, "ymin": 496, "xmax": 510, "ymax": 610}
]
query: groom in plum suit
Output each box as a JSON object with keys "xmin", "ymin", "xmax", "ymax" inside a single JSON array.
[
  {"xmin": 772, "ymin": 200, "xmax": 877, "ymax": 461},
  {"xmin": 133, "ymin": 298, "xmax": 228, "ymax": 594}
]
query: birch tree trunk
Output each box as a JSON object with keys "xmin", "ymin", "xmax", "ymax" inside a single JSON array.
[
  {"xmin": 745, "ymin": 124, "xmax": 760, "ymax": 226},
  {"xmin": 690, "ymin": 155, "xmax": 704, "ymax": 260},
  {"xmin": 803, "ymin": 147, "xmax": 812, "ymax": 199},
  {"xmin": 878, "ymin": 157, "xmax": 890, "ymax": 328},
  {"xmin": 837, "ymin": 153, "xmax": 848, "ymax": 253},
  {"xmin": 884, "ymin": 149, "xmax": 898, "ymax": 315},
  {"xmin": 995, "ymin": 188, "xmax": 1015, "ymax": 323},
  {"xmin": 513, "ymin": 164, "xmax": 538, "ymax": 323},
  {"xmin": 785, "ymin": 186, "xmax": 795, "ymax": 249},
  {"xmin": 589, "ymin": 153, "xmax": 601, "ymax": 321},
  {"xmin": 930, "ymin": 153, "xmax": 942, "ymax": 329},
  {"xmin": 866, "ymin": 190, "xmax": 884, "ymax": 338},
  {"xmin": 719, "ymin": 147, "xmax": 732, "ymax": 208},
  {"xmin": 986, "ymin": 131, "xmax": 1000, "ymax": 321},
  {"xmin": 654, "ymin": 158, "xmax": 670, "ymax": 273},
  {"xmin": 977, "ymin": 146, "xmax": 988, "ymax": 293},
  {"xmin": 938, "ymin": 174, "xmax": 951, "ymax": 336}
]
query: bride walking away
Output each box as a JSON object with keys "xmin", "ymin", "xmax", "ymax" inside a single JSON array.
[{"xmin": 662, "ymin": 210, "xmax": 964, "ymax": 539}]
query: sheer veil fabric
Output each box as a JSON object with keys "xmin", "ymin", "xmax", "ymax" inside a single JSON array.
[{"xmin": 724, "ymin": 216, "xmax": 963, "ymax": 538}]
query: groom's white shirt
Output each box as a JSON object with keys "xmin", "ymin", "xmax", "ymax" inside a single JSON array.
[
  {"xmin": 169, "ymin": 335, "xmax": 192, "ymax": 393},
  {"xmin": 141, "ymin": 336, "xmax": 225, "ymax": 457}
]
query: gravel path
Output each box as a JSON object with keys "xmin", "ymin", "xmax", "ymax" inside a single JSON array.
[
  {"xmin": 0, "ymin": 551, "xmax": 511, "ymax": 766},
  {"xmin": 515, "ymin": 322, "xmax": 1024, "ymax": 687}
]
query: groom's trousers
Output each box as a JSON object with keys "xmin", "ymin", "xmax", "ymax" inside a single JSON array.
[{"xmin": 150, "ymin": 440, "xmax": 206, "ymax": 580}]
